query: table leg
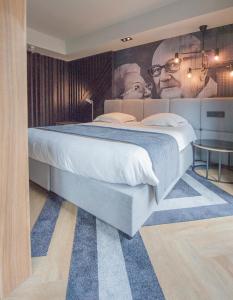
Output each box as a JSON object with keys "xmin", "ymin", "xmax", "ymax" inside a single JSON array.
[
  {"xmin": 218, "ymin": 153, "xmax": 222, "ymax": 182},
  {"xmin": 206, "ymin": 150, "xmax": 209, "ymax": 179},
  {"xmin": 228, "ymin": 152, "xmax": 231, "ymax": 168},
  {"xmin": 192, "ymin": 144, "xmax": 195, "ymax": 169}
]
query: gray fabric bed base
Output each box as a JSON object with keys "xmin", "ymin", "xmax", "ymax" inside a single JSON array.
[{"xmin": 29, "ymin": 144, "xmax": 192, "ymax": 236}]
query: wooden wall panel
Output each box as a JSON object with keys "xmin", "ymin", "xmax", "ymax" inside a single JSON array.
[
  {"xmin": 27, "ymin": 52, "xmax": 69, "ymax": 127},
  {"xmin": 0, "ymin": 0, "xmax": 31, "ymax": 298},
  {"xmin": 69, "ymin": 51, "xmax": 113, "ymax": 122},
  {"xmin": 27, "ymin": 51, "xmax": 113, "ymax": 126}
]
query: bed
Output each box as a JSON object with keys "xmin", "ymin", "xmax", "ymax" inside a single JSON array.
[{"xmin": 29, "ymin": 98, "xmax": 199, "ymax": 237}]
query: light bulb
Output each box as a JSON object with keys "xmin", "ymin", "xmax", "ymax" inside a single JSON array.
[
  {"xmin": 214, "ymin": 48, "xmax": 219, "ymax": 61},
  {"xmin": 229, "ymin": 65, "xmax": 233, "ymax": 77},
  {"xmin": 174, "ymin": 53, "xmax": 179, "ymax": 64},
  {"xmin": 187, "ymin": 68, "xmax": 192, "ymax": 79}
]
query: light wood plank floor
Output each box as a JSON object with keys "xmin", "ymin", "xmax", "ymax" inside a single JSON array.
[
  {"xmin": 5, "ymin": 169, "xmax": 233, "ymax": 300},
  {"xmin": 142, "ymin": 216, "xmax": 233, "ymax": 300},
  {"xmin": 5, "ymin": 183, "xmax": 77, "ymax": 300}
]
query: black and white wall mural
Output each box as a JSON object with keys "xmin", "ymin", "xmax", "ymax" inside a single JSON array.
[{"xmin": 113, "ymin": 24, "xmax": 233, "ymax": 99}]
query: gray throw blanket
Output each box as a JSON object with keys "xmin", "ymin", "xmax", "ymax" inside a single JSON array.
[{"xmin": 38, "ymin": 124, "xmax": 179, "ymax": 201}]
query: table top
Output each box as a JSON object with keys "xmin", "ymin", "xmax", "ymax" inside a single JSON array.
[{"xmin": 193, "ymin": 139, "xmax": 233, "ymax": 152}]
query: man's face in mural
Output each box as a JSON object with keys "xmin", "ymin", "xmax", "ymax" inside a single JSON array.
[{"xmin": 150, "ymin": 35, "xmax": 208, "ymax": 98}]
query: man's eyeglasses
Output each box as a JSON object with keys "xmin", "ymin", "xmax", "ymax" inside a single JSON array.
[{"xmin": 148, "ymin": 59, "xmax": 181, "ymax": 77}]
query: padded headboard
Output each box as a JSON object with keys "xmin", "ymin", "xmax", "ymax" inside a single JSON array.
[
  {"xmin": 104, "ymin": 99, "xmax": 170, "ymax": 122},
  {"xmin": 104, "ymin": 97, "xmax": 233, "ymax": 141},
  {"xmin": 105, "ymin": 99, "xmax": 144, "ymax": 121}
]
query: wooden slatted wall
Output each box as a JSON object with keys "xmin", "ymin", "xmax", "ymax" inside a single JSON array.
[
  {"xmin": 27, "ymin": 51, "xmax": 113, "ymax": 126},
  {"xmin": 68, "ymin": 51, "xmax": 113, "ymax": 122}
]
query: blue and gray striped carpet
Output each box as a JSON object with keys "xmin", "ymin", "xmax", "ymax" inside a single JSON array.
[{"xmin": 31, "ymin": 169, "xmax": 233, "ymax": 299}]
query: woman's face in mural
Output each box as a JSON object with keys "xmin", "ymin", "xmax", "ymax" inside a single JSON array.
[
  {"xmin": 114, "ymin": 64, "xmax": 152, "ymax": 99},
  {"xmin": 121, "ymin": 72, "xmax": 152, "ymax": 99},
  {"xmin": 150, "ymin": 36, "xmax": 207, "ymax": 98}
]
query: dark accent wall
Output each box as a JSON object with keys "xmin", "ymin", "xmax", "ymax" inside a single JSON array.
[
  {"xmin": 27, "ymin": 51, "xmax": 113, "ymax": 127},
  {"xmin": 69, "ymin": 52, "xmax": 113, "ymax": 122}
]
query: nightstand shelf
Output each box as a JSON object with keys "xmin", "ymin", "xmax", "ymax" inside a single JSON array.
[{"xmin": 192, "ymin": 139, "xmax": 233, "ymax": 183}]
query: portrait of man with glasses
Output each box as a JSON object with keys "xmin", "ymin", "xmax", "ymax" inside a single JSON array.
[{"xmin": 149, "ymin": 34, "xmax": 217, "ymax": 99}]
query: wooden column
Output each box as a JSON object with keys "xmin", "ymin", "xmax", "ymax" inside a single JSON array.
[{"xmin": 0, "ymin": 0, "xmax": 31, "ymax": 298}]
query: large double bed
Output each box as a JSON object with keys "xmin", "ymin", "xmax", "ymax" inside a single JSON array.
[{"xmin": 30, "ymin": 98, "xmax": 227, "ymax": 237}]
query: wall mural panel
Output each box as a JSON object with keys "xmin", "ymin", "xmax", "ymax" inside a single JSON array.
[
  {"xmin": 27, "ymin": 24, "xmax": 233, "ymax": 127},
  {"xmin": 113, "ymin": 24, "xmax": 233, "ymax": 99}
]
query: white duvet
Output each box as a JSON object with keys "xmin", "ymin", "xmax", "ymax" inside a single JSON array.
[{"xmin": 28, "ymin": 122, "xmax": 196, "ymax": 187}]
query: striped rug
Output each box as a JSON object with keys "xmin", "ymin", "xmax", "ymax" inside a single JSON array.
[{"xmin": 31, "ymin": 169, "xmax": 233, "ymax": 299}]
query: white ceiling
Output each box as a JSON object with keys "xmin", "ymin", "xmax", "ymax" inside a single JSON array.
[
  {"xmin": 27, "ymin": 0, "xmax": 233, "ymax": 60},
  {"xmin": 27, "ymin": 0, "xmax": 178, "ymax": 40}
]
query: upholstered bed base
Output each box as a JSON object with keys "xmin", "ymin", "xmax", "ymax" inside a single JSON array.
[
  {"xmin": 29, "ymin": 144, "xmax": 192, "ymax": 237},
  {"xmin": 29, "ymin": 97, "xmax": 233, "ymax": 235}
]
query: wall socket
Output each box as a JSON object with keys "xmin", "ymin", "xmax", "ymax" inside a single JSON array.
[{"xmin": 207, "ymin": 111, "xmax": 225, "ymax": 118}]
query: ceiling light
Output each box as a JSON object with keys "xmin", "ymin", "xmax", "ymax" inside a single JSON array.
[
  {"xmin": 174, "ymin": 25, "xmax": 232, "ymax": 77},
  {"xmin": 28, "ymin": 44, "xmax": 36, "ymax": 53},
  {"xmin": 121, "ymin": 37, "xmax": 133, "ymax": 42}
]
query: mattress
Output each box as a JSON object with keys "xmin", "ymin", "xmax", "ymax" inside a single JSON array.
[{"xmin": 28, "ymin": 122, "xmax": 196, "ymax": 187}]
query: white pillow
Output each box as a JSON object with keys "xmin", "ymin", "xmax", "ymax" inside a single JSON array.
[
  {"xmin": 94, "ymin": 112, "xmax": 136, "ymax": 124},
  {"xmin": 142, "ymin": 113, "xmax": 188, "ymax": 127}
]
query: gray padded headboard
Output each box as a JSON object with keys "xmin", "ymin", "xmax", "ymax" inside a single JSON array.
[
  {"xmin": 104, "ymin": 97, "xmax": 233, "ymax": 139},
  {"xmin": 104, "ymin": 99, "xmax": 169, "ymax": 121},
  {"xmin": 104, "ymin": 97, "xmax": 233, "ymax": 164},
  {"xmin": 105, "ymin": 99, "xmax": 144, "ymax": 121}
]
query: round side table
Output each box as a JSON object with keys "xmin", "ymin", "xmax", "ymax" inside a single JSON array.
[{"xmin": 192, "ymin": 139, "xmax": 233, "ymax": 183}]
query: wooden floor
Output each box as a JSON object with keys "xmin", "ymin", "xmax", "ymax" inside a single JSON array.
[
  {"xmin": 4, "ymin": 169, "xmax": 233, "ymax": 300},
  {"xmin": 5, "ymin": 184, "xmax": 78, "ymax": 300}
]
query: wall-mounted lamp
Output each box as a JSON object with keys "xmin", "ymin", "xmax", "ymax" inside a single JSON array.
[
  {"xmin": 84, "ymin": 98, "xmax": 94, "ymax": 121},
  {"xmin": 187, "ymin": 68, "xmax": 192, "ymax": 79}
]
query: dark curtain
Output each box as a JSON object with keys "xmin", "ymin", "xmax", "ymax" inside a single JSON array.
[{"xmin": 27, "ymin": 52, "xmax": 69, "ymax": 127}]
